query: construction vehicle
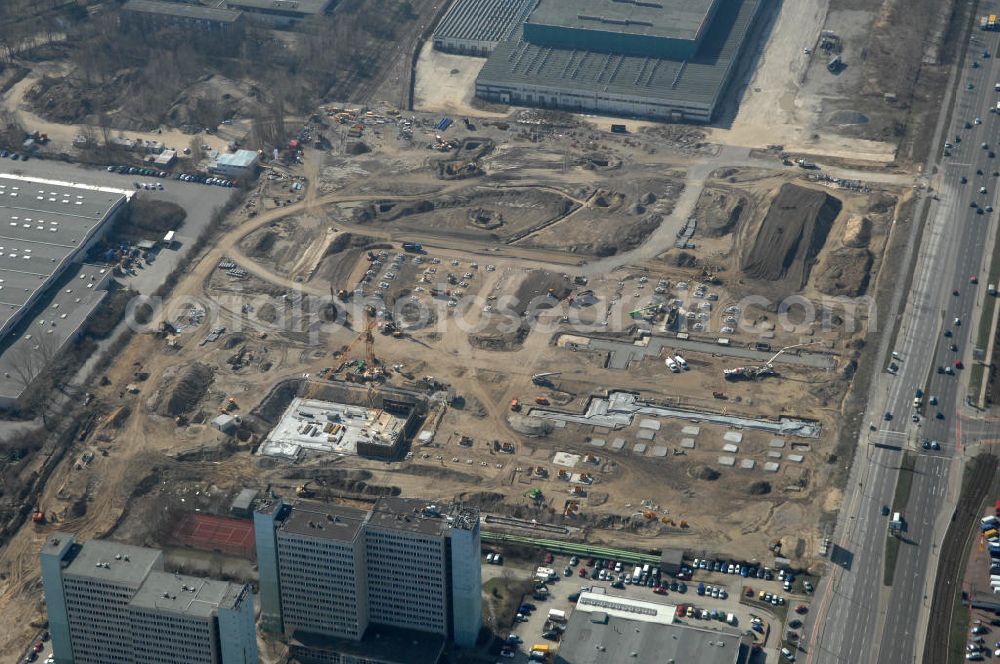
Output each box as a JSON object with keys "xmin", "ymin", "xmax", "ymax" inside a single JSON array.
[
  {"xmin": 32, "ymin": 509, "xmax": 46, "ymax": 526},
  {"xmin": 510, "ymin": 398, "xmax": 521, "ymax": 412},
  {"xmin": 532, "ymin": 372, "xmax": 561, "ymax": 386},
  {"xmin": 336, "ymin": 289, "xmax": 350, "ymax": 302},
  {"xmin": 535, "ymin": 395, "xmax": 550, "ymax": 405},
  {"xmin": 296, "ymin": 481, "xmax": 315, "ymax": 498},
  {"xmin": 722, "ymin": 341, "xmax": 821, "ymax": 381}
]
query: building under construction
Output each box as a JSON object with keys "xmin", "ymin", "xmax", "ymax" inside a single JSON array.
[{"xmin": 257, "ymin": 384, "xmax": 425, "ymax": 461}]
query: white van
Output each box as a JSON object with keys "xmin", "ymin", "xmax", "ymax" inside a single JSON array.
[
  {"xmin": 674, "ymin": 354, "xmax": 689, "ymax": 370},
  {"xmin": 665, "ymin": 358, "xmax": 679, "ymax": 373}
]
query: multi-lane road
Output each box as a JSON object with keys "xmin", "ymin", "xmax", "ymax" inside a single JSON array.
[{"xmin": 806, "ymin": 16, "xmax": 1000, "ymax": 664}]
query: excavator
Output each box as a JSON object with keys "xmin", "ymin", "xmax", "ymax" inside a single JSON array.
[{"xmin": 295, "ymin": 481, "xmax": 316, "ymax": 498}]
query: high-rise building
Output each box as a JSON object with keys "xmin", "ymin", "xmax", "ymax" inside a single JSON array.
[
  {"xmin": 447, "ymin": 506, "xmax": 483, "ymax": 648},
  {"xmin": 255, "ymin": 496, "xmax": 483, "ymax": 662},
  {"xmin": 39, "ymin": 534, "xmax": 257, "ymax": 664}
]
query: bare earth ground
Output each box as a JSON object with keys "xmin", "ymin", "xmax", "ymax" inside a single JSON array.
[{"xmin": 0, "ymin": 0, "xmax": 959, "ymax": 656}]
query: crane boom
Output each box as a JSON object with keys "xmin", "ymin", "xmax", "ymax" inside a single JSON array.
[{"xmin": 766, "ymin": 340, "xmax": 822, "ymax": 366}]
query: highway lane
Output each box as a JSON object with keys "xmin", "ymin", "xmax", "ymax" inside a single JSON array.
[{"xmin": 807, "ymin": 16, "xmax": 1000, "ymax": 664}]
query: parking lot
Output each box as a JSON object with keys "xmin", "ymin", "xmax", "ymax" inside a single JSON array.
[{"xmin": 492, "ymin": 551, "xmax": 816, "ymax": 662}]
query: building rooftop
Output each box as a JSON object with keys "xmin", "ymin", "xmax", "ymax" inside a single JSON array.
[
  {"xmin": 573, "ymin": 591, "xmax": 677, "ymax": 626},
  {"xmin": 123, "ymin": 0, "xmax": 244, "ymax": 22},
  {"xmin": 62, "ymin": 539, "xmax": 162, "ymax": 588},
  {"xmin": 225, "ymin": 0, "xmax": 332, "ymax": 15},
  {"xmin": 213, "ymin": 150, "xmax": 259, "ymax": 168},
  {"xmin": 526, "ymin": 0, "xmax": 718, "ymax": 42},
  {"xmin": 558, "ymin": 594, "xmax": 747, "ymax": 664},
  {"xmin": 0, "ymin": 175, "xmax": 125, "ymax": 333},
  {"xmin": 278, "ymin": 501, "xmax": 368, "ymax": 543},
  {"xmin": 478, "ymin": 0, "xmax": 760, "ymax": 111},
  {"xmin": 434, "ymin": 0, "xmax": 537, "ymax": 44},
  {"xmin": 368, "ymin": 497, "xmax": 450, "ymax": 537},
  {"xmin": 291, "ymin": 625, "xmax": 445, "ymax": 664},
  {"xmin": 0, "ymin": 262, "xmax": 111, "ymax": 403},
  {"xmin": 258, "ymin": 397, "xmax": 407, "ymax": 460},
  {"xmin": 129, "ymin": 571, "xmax": 245, "ymax": 619}
]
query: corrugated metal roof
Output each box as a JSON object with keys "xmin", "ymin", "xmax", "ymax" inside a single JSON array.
[
  {"xmin": 526, "ymin": 0, "xmax": 718, "ymax": 42},
  {"xmin": 434, "ymin": 0, "xmax": 537, "ymax": 44},
  {"xmin": 123, "ymin": 0, "xmax": 243, "ymax": 23},
  {"xmin": 476, "ymin": 0, "xmax": 761, "ymax": 108}
]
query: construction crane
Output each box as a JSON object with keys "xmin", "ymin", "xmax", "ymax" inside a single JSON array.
[{"xmin": 723, "ymin": 340, "xmax": 822, "ymax": 381}]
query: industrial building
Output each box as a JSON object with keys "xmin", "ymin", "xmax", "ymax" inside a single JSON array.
[
  {"xmin": 432, "ymin": 0, "xmax": 538, "ymax": 56},
  {"xmin": 257, "ymin": 396, "xmax": 415, "ymax": 461},
  {"xmin": 224, "ymin": 0, "xmax": 334, "ymax": 27},
  {"xmin": 556, "ymin": 591, "xmax": 750, "ymax": 664},
  {"xmin": 39, "ymin": 535, "xmax": 257, "ymax": 664},
  {"xmin": 207, "ymin": 149, "xmax": 259, "ymax": 180},
  {"xmin": 121, "ymin": 0, "xmax": 245, "ymax": 33},
  {"xmin": 473, "ymin": 0, "xmax": 764, "ymax": 123},
  {"xmin": 254, "ymin": 496, "xmax": 481, "ymax": 663},
  {"xmin": 0, "ymin": 175, "xmax": 129, "ymax": 409}
]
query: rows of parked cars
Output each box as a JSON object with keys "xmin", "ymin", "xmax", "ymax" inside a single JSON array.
[
  {"xmin": 175, "ymin": 173, "xmax": 235, "ymax": 187},
  {"xmin": 108, "ymin": 164, "xmax": 167, "ymax": 177}
]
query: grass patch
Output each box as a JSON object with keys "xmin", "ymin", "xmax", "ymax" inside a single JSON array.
[
  {"xmin": 883, "ymin": 536, "xmax": 900, "ymax": 586},
  {"xmin": 892, "ymin": 451, "xmax": 917, "ymax": 510},
  {"xmin": 945, "ymin": 583, "xmax": 971, "ymax": 664},
  {"xmin": 884, "ymin": 451, "xmax": 916, "ymax": 585},
  {"xmin": 969, "ymin": 221, "xmax": 1000, "ymax": 400}
]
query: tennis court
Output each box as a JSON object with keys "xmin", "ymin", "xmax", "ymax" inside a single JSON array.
[{"xmin": 170, "ymin": 512, "xmax": 255, "ymax": 557}]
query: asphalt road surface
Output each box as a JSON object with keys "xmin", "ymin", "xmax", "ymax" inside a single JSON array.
[{"xmin": 806, "ymin": 17, "xmax": 1000, "ymax": 664}]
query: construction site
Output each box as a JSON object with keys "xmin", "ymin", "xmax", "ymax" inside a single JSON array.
[{"xmin": 0, "ymin": 0, "xmax": 962, "ymax": 658}]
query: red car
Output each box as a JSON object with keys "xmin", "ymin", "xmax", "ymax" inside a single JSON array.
[
  {"xmin": 579, "ymin": 568, "xmax": 588, "ymax": 578},
  {"xmin": 795, "ymin": 604, "xmax": 809, "ymax": 614},
  {"xmin": 33, "ymin": 643, "xmax": 43, "ymax": 653},
  {"xmin": 971, "ymin": 275, "xmax": 980, "ymax": 284},
  {"xmin": 544, "ymin": 552, "xmax": 554, "ymax": 564},
  {"xmin": 653, "ymin": 586, "xmax": 668, "ymax": 595},
  {"xmin": 955, "ymin": 359, "xmax": 964, "ymax": 369},
  {"xmin": 675, "ymin": 604, "xmax": 687, "ymax": 616}
]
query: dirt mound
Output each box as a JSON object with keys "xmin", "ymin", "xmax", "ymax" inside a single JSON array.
[
  {"xmin": 815, "ymin": 247, "xmax": 873, "ymax": 297},
  {"xmin": 468, "ymin": 324, "xmax": 530, "ymax": 351},
  {"xmin": 694, "ymin": 187, "xmax": 747, "ymax": 238},
  {"xmin": 741, "ymin": 184, "xmax": 841, "ymax": 291},
  {"xmin": 513, "ymin": 271, "xmax": 572, "ymax": 315},
  {"xmin": 842, "ymin": 215, "xmax": 871, "ymax": 248},
  {"xmin": 688, "ymin": 465, "xmax": 720, "ymax": 481},
  {"xmin": 159, "ymin": 363, "xmax": 214, "ymax": 417},
  {"xmin": 121, "ymin": 198, "xmax": 187, "ymax": 236}
]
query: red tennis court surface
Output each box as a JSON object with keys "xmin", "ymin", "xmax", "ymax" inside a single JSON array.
[{"xmin": 170, "ymin": 512, "xmax": 254, "ymax": 557}]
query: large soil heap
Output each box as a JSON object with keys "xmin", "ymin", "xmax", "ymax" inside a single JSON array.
[{"xmin": 741, "ymin": 184, "xmax": 841, "ymax": 290}]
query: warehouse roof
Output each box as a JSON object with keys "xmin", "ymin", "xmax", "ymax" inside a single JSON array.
[
  {"xmin": 0, "ymin": 263, "xmax": 110, "ymax": 402},
  {"xmin": 123, "ymin": 0, "xmax": 244, "ymax": 23},
  {"xmin": 129, "ymin": 572, "xmax": 245, "ymax": 618},
  {"xmin": 526, "ymin": 0, "xmax": 718, "ymax": 42},
  {"xmin": 225, "ymin": 0, "xmax": 332, "ymax": 15},
  {"xmin": 63, "ymin": 539, "xmax": 162, "ymax": 588},
  {"xmin": 478, "ymin": 0, "xmax": 760, "ymax": 110},
  {"xmin": 558, "ymin": 595, "xmax": 748, "ymax": 664},
  {"xmin": 434, "ymin": 0, "xmax": 537, "ymax": 44},
  {"xmin": 0, "ymin": 175, "xmax": 124, "ymax": 333},
  {"xmin": 214, "ymin": 149, "xmax": 258, "ymax": 168}
]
